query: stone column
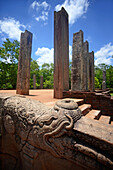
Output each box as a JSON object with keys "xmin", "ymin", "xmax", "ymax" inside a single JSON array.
[
  {"xmin": 83, "ymin": 41, "xmax": 89, "ymax": 91},
  {"xmin": 40, "ymin": 76, "xmax": 43, "ymax": 89},
  {"xmin": 54, "ymin": 7, "xmax": 69, "ymax": 99},
  {"xmin": 33, "ymin": 74, "xmax": 36, "ymax": 89},
  {"xmin": 71, "ymin": 30, "xmax": 83, "ymax": 91},
  {"xmin": 102, "ymin": 70, "xmax": 106, "ymax": 90},
  {"xmin": 16, "ymin": 30, "xmax": 32, "ymax": 95},
  {"xmin": 89, "ymin": 51, "xmax": 95, "ymax": 92}
]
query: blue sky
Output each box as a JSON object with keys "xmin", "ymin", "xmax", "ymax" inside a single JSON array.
[{"xmin": 0, "ymin": 0, "xmax": 113, "ymax": 66}]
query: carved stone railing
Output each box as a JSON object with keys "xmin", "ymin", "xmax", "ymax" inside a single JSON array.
[{"xmin": 0, "ymin": 94, "xmax": 113, "ymax": 170}]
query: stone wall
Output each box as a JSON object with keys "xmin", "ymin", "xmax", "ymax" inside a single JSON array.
[{"xmin": 63, "ymin": 91, "xmax": 113, "ymax": 116}]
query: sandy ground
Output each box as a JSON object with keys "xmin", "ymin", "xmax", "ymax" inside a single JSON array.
[{"xmin": 0, "ymin": 89, "xmax": 59, "ymax": 104}]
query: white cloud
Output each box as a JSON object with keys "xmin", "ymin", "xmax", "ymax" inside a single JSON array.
[
  {"xmin": 36, "ymin": 47, "xmax": 54, "ymax": 66},
  {"xmin": 36, "ymin": 45, "xmax": 72, "ymax": 66},
  {"xmin": 30, "ymin": 1, "xmax": 50, "ymax": 22},
  {"xmin": 95, "ymin": 43, "xmax": 113, "ymax": 65},
  {"xmin": 55, "ymin": 0, "xmax": 89, "ymax": 25},
  {"xmin": 0, "ymin": 17, "xmax": 25, "ymax": 41}
]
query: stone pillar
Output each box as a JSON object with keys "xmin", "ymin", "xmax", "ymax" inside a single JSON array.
[
  {"xmin": 40, "ymin": 76, "xmax": 43, "ymax": 89},
  {"xmin": 16, "ymin": 30, "xmax": 32, "ymax": 95},
  {"xmin": 33, "ymin": 74, "xmax": 36, "ymax": 89},
  {"xmin": 71, "ymin": 30, "xmax": 83, "ymax": 91},
  {"xmin": 83, "ymin": 41, "xmax": 89, "ymax": 91},
  {"xmin": 89, "ymin": 51, "xmax": 95, "ymax": 92},
  {"xmin": 102, "ymin": 70, "xmax": 106, "ymax": 90},
  {"xmin": 54, "ymin": 7, "xmax": 69, "ymax": 99}
]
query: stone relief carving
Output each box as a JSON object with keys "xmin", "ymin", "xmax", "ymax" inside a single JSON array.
[{"xmin": 0, "ymin": 94, "xmax": 113, "ymax": 170}]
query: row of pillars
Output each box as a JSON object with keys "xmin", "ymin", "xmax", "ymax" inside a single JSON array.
[
  {"xmin": 54, "ymin": 7, "xmax": 95, "ymax": 99},
  {"xmin": 16, "ymin": 8, "xmax": 106, "ymax": 97}
]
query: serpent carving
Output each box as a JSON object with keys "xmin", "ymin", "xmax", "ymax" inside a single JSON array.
[{"xmin": 0, "ymin": 94, "xmax": 113, "ymax": 170}]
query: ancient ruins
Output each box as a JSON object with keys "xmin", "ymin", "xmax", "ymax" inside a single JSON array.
[
  {"xmin": 71, "ymin": 30, "xmax": 94, "ymax": 92},
  {"xmin": 0, "ymin": 94, "xmax": 113, "ymax": 170},
  {"xmin": 33, "ymin": 74, "xmax": 36, "ymax": 89},
  {"xmin": 0, "ymin": 7, "xmax": 113, "ymax": 170},
  {"xmin": 16, "ymin": 30, "xmax": 33, "ymax": 95},
  {"xmin": 54, "ymin": 7, "xmax": 69, "ymax": 98}
]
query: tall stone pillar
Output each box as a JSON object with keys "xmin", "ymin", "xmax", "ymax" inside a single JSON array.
[
  {"xmin": 40, "ymin": 76, "xmax": 43, "ymax": 89},
  {"xmin": 89, "ymin": 51, "xmax": 95, "ymax": 92},
  {"xmin": 16, "ymin": 30, "xmax": 32, "ymax": 95},
  {"xmin": 54, "ymin": 7, "xmax": 69, "ymax": 99},
  {"xmin": 71, "ymin": 30, "xmax": 83, "ymax": 91},
  {"xmin": 102, "ymin": 70, "xmax": 106, "ymax": 90},
  {"xmin": 83, "ymin": 41, "xmax": 89, "ymax": 91},
  {"xmin": 33, "ymin": 74, "xmax": 36, "ymax": 89}
]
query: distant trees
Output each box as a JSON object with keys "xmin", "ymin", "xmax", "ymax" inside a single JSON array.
[
  {"xmin": 95, "ymin": 63, "xmax": 113, "ymax": 89},
  {"xmin": 0, "ymin": 39, "xmax": 113, "ymax": 90}
]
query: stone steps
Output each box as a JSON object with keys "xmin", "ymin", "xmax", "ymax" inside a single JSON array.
[
  {"xmin": 79, "ymin": 104, "xmax": 91, "ymax": 115},
  {"xmin": 85, "ymin": 110, "xmax": 101, "ymax": 120},
  {"xmin": 98, "ymin": 115, "xmax": 111, "ymax": 124}
]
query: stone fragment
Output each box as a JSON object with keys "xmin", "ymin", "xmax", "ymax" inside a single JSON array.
[{"xmin": 16, "ymin": 30, "xmax": 33, "ymax": 95}]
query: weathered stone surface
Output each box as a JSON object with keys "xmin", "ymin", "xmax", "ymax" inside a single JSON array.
[
  {"xmin": 71, "ymin": 30, "xmax": 95, "ymax": 92},
  {"xmin": 89, "ymin": 51, "xmax": 95, "ymax": 92},
  {"xmin": 0, "ymin": 94, "xmax": 113, "ymax": 170},
  {"xmin": 54, "ymin": 7, "xmax": 69, "ymax": 99},
  {"xmin": 40, "ymin": 75, "xmax": 43, "ymax": 89},
  {"xmin": 16, "ymin": 30, "xmax": 33, "ymax": 95},
  {"xmin": 102, "ymin": 70, "xmax": 106, "ymax": 90},
  {"xmin": 71, "ymin": 30, "xmax": 83, "ymax": 91},
  {"xmin": 33, "ymin": 74, "xmax": 36, "ymax": 89}
]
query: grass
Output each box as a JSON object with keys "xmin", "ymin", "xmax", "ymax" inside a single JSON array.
[{"xmin": 110, "ymin": 93, "xmax": 113, "ymax": 96}]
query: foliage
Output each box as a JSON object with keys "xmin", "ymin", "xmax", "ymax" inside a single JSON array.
[
  {"xmin": 30, "ymin": 60, "xmax": 40, "ymax": 88},
  {"xmin": 95, "ymin": 63, "xmax": 113, "ymax": 89},
  {"xmin": 0, "ymin": 39, "xmax": 19, "ymax": 89},
  {"xmin": 40, "ymin": 63, "xmax": 54, "ymax": 89}
]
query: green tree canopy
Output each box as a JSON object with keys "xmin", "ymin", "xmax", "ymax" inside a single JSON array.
[{"xmin": 0, "ymin": 39, "xmax": 20, "ymax": 89}]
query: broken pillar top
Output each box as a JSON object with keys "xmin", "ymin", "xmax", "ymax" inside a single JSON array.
[
  {"xmin": 73, "ymin": 30, "xmax": 83, "ymax": 44},
  {"xmin": 54, "ymin": 7, "xmax": 68, "ymax": 18}
]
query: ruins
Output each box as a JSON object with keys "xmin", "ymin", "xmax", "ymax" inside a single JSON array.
[
  {"xmin": 33, "ymin": 74, "xmax": 36, "ymax": 89},
  {"xmin": 54, "ymin": 7, "xmax": 69, "ymax": 99},
  {"xmin": 102, "ymin": 70, "xmax": 106, "ymax": 90},
  {"xmin": 71, "ymin": 30, "xmax": 95, "ymax": 92},
  {"xmin": 0, "ymin": 7, "xmax": 113, "ymax": 170},
  {"xmin": 0, "ymin": 94, "xmax": 113, "ymax": 170},
  {"xmin": 16, "ymin": 30, "xmax": 33, "ymax": 95}
]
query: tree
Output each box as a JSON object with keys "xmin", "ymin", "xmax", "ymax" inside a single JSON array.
[
  {"xmin": 30, "ymin": 60, "xmax": 40, "ymax": 88},
  {"xmin": 0, "ymin": 39, "xmax": 20, "ymax": 89},
  {"xmin": 40, "ymin": 63, "xmax": 54, "ymax": 89}
]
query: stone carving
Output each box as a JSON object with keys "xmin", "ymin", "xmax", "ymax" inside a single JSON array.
[
  {"xmin": 16, "ymin": 30, "xmax": 33, "ymax": 95},
  {"xmin": 54, "ymin": 7, "xmax": 69, "ymax": 99},
  {"xmin": 0, "ymin": 94, "xmax": 113, "ymax": 170}
]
